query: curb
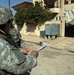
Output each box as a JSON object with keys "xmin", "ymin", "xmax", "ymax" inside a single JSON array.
[
  {"xmin": 22, "ymin": 38, "xmax": 74, "ymax": 52},
  {"xmin": 24, "ymin": 40, "xmax": 64, "ymax": 50}
]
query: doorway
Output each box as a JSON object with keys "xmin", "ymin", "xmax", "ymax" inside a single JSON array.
[{"xmin": 65, "ymin": 24, "xmax": 74, "ymax": 37}]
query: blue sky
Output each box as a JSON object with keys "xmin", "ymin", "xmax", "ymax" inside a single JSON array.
[{"xmin": 0, "ymin": 0, "xmax": 32, "ymax": 14}]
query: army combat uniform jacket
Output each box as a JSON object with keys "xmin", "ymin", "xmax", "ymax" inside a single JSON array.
[
  {"xmin": 9, "ymin": 26, "xmax": 21, "ymax": 48},
  {"xmin": 0, "ymin": 30, "xmax": 37, "ymax": 75}
]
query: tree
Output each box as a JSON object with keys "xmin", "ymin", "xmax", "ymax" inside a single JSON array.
[
  {"xmin": 14, "ymin": 4, "xmax": 54, "ymax": 25},
  {"xmin": 14, "ymin": 8, "xmax": 27, "ymax": 25}
]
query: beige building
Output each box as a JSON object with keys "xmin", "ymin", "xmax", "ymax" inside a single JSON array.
[{"xmin": 12, "ymin": 0, "xmax": 74, "ymax": 37}]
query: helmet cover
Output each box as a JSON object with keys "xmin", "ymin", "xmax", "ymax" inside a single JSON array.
[{"xmin": 0, "ymin": 5, "xmax": 13, "ymax": 25}]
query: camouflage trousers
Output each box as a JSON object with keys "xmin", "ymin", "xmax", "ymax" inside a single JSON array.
[
  {"xmin": 0, "ymin": 70, "xmax": 30, "ymax": 75},
  {"xmin": 0, "ymin": 70, "xmax": 14, "ymax": 75}
]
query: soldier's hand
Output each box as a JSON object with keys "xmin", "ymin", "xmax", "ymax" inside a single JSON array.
[
  {"xmin": 21, "ymin": 48, "xmax": 31, "ymax": 54},
  {"xmin": 21, "ymin": 48, "xmax": 39, "ymax": 57},
  {"xmin": 30, "ymin": 50, "xmax": 39, "ymax": 57}
]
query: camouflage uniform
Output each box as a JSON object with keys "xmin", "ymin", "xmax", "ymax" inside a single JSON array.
[
  {"xmin": 9, "ymin": 25, "xmax": 21, "ymax": 48},
  {"xmin": 0, "ymin": 5, "xmax": 37, "ymax": 75}
]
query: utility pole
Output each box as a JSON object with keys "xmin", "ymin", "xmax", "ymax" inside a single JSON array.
[
  {"xmin": 8, "ymin": 0, "xmax": 10, "ymax": 10},
  {"xmin": 24, "ymin": 0, "xmax": 28, "ymax": 2}
]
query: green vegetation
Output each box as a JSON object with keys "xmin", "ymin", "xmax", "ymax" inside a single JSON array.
[
  {"xmin": 14, "ymin": 4, "xmax": 54, "ymax": 25},
  {"xmin": 15, "ymin": 8, "xmax": 27, "ymax": 25}
]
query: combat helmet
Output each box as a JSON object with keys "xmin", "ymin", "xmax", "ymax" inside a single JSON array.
[{"xmin": 0, "ymin": 5, "xmax": 13, "ymax": 25}]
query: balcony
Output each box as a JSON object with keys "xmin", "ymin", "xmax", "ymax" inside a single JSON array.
[{"xmin": 47, "ymin": 8, "xmax": 59, "ymax": 13}]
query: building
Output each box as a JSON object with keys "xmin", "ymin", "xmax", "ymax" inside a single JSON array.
[
  {"xmin": 12, "ymin": 1, "xmax": 33, "ymax": 11},
  {"xmin": 12, "ymin": 0, "xmax": 74, "ymax": 37}
]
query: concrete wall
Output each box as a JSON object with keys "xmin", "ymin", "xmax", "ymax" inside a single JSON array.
[
  {"xmin": 65, "ymin": 3, "xmax": 74, "ymax": 10},
  {"xmin": 14, "ymin": 20, "xmax": 61, "ymax": 38},
  {"xmin": 15, "ymin": 23, "xmax": 45, "ymax": 37}
]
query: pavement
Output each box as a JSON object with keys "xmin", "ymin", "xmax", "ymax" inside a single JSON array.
[{"xmin": 21, "ymin": 35, "xmax": 74, "ymax": 51}]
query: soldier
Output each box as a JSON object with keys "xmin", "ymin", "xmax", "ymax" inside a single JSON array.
[
  {"xmin": 0, "ymin": 5, "xmax": 39, "ymax": 75},
  {"xmin": 9, "ymin": 25, "xmax": 21, "ymax": 48}
]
